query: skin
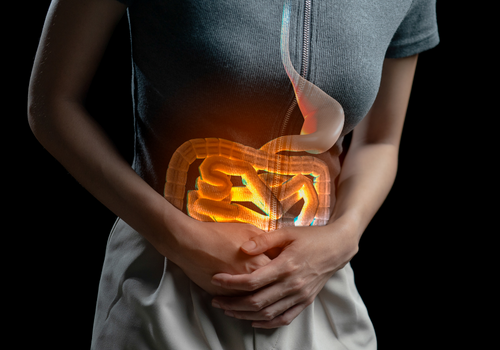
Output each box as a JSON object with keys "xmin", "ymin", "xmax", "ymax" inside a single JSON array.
[
  {"xmin": 28, "ymin": 0, "xmax": 418, "ymax": 330},
  {"xmin": 211, "ymin": 55, "xmax": 419, "ymax": 328}
]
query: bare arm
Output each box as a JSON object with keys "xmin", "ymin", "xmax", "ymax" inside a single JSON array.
[
  {"xmin": 211, "ymin": 55, "xmax": 419, "ymax": 328},
  {"xmin": 28, "ymin": 0, "xmax": 179, "ymax": 256},
  {"xmin": 28, "ymin": 0, "xmax": 270, "ymax": 296},
  {"xmin": 332, "ymin": 54, "xmax": 418, "ymax": 235}
]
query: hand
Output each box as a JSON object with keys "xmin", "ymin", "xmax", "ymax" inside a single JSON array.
[
  {"xmin": 171, "ymin": 219, "xmax": 272, "ymax": 297},
  {"xmin": 210, "ymin": 217, "xmax": 359, "ymax": 328}
]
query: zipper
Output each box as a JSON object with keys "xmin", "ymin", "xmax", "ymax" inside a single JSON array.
[
  {"xmin": 271, "ymin": 0, "xmax": 312, "ymax": 231},
  {"xmin": 301, "ymin": 0, "xmax": 312, "ymax": 78},
  {"xmin": 280, "ymin": 0, "xmax": 311, "ymax": 139}
]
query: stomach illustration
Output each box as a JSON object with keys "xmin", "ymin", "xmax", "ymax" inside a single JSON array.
[{"xmin": 164, "ymin": 0, "xmax": 344, "ymax": 231}]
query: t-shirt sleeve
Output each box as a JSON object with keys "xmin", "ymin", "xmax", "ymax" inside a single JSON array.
[{"xmin": 385, "ymin": 0, "xmax": 440, "ymax": 58}]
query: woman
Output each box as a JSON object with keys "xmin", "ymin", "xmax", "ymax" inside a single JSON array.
[{"xmin": 28, "ymin": 0, "xmax": 439, "ymax": 348}]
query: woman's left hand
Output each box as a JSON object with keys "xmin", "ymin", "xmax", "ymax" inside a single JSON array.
[{"xmin": 210, "ymin": 216, "xmax": 360, "ymax": 329}]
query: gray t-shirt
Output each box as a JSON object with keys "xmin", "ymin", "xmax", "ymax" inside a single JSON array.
[
  {"xmin": 118, "ymin": 0, "xmax": 438, "ymax": 195},
  {"xmin": 92, "ymin": 1, "xmax": 438, "ymax": 349}
]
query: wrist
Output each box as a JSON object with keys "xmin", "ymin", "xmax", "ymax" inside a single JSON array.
[
  {"xmin": 327, "ymin": 210, "xmax": 364, "ymax": 244},
  {"xmin": 306, "ymin": 216, "xmax": 360, "ymax": 275},
  {"xmin": 141, "ymin": 197, "xmax": 198, "ymax": 263}
]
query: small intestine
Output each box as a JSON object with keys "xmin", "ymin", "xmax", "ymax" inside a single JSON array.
[
  {"xmin": 164, "ymin": 138, "xmax": 330, "ymax": 231},
  {"xmin": 163, "ymin": 1, "xmax": 344, "ymax": 231}
]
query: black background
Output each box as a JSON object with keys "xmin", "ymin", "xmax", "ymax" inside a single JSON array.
[{"xmin": 10, "ymin": 1, "xmax": 493, "ymax": 349}]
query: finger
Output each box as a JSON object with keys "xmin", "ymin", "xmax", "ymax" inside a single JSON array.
[
  {"xmin": 252, "ymin": 303, "xmax": 307, "ymax": 329},
  {"xmin": 213, "ymin": 282, "xmax": 282, "ymax": 312},
  {"xmin": 241, "ymin": 230, "xmax": 291, "ymax": 255},
  {"xmin": 213, "ymin": 268, "xmax": 307, "ymax": 312},
  {"xmin": 211, "ymin": 268, "xmax": 276, "ymax": 292},
  {"xmin": 211, "ymin": 255, "xmax": 291, "ymax": 291},
  {"xmin": 247, "ymin": 253, "xmax": 272, "ymax": 271},
  {"xmin": 220, "ymin": 290, "xmax": 302, "ymax": 321}
]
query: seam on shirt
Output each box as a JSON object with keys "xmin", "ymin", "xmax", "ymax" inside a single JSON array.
[{"xmin": 386, "ymin": 29, "xmax": 439, "ymax": 58}]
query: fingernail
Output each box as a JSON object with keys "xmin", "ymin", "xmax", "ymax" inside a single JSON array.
[
  {"xmin": 241, "ymin": 240, "xmax": 257, "ymax": 251},
  {"xmin": 212, "ymin": 301, "xmax": 221, "ymax": 309},
  {"xmin": 225, "ymin": 310, "xmax": 235, "ymax": 317}
]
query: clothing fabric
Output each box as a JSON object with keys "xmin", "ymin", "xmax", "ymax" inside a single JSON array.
[{"xmin": 91, "ymin": 0, "xmax": 439, "ymax": 349}]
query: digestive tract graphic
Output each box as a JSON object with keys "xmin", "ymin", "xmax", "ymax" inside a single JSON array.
[{"xmin": 164, "ymin": 0, "xmax": 345, "ymax": 231}]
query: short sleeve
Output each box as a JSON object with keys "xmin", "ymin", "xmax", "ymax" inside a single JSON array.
[{"xmin": 385, "ymin": 0, "xmax": 440, "ymax": 58}]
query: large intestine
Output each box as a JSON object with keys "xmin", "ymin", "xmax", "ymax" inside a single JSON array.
[
  {"xmin": 163, "ymin": 1, "xmax": 344, "ymax": 231},
  {"xmin": 164, "ymin": 138, "xmax": 330, "ymax": 231}
]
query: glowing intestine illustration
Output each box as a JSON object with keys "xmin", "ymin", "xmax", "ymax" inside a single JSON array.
[
  {"xmin": 165, "ymin": 138, "xmax": 330, "ymax": 231},
  {"xmin": 164, "ymin": 1, "xmax": 344, "ymax": 231}
]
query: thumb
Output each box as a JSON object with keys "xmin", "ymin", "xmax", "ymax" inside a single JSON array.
[{"xmin": 241, "ymin": 230, "xmax": 289, "ymax": 255}]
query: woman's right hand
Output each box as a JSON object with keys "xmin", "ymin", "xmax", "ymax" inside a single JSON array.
[
  {"xmin": 164, "ymin": 217, "xmax": 272, "ymax": 296},
  {"xmin": 28, "ymin": 0, "xmax": 270, "ymax": 299}
]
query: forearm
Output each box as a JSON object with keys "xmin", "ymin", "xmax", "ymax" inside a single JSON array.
[
  {"xmin": 28, "ymin": 99, "xmax": 189, "ymax": 260},
  {"xmin": 209, "ymin": 56, "xmax": 418, "ymax": 326},
  {"xmin": 329, "ymin": 56, "xmax": 418, "ymax": 242},
  {"xmin": 29, "ymin": 99, "xmax": 275, "ymax": 297},
  {"xmin": 28, "ymin": 0, "xmax": 274, "ymax": 298},
  {"xmin": 330, "ymin": 141, "xmax": 399, "ymax": 241},
  {"xmin": 27, "ymin": 0, "xmax": 195, "ymax": 261}
]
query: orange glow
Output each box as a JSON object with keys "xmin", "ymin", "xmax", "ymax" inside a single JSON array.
[
  {"xmin": 163, "ymin": 2, "xmax": 346, "ymax": 231},
  {"xmin": 164, "ymin": 138, "xmax": 330, "ymax": 231}
]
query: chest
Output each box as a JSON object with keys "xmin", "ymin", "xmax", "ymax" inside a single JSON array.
[{"xmin": 129, "ymin": 0, "xmax": 412, "ymax": 133}]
